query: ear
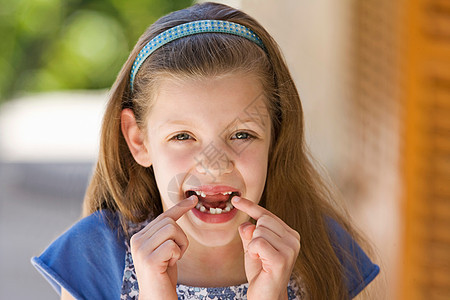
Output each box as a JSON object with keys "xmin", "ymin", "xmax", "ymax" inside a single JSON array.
[{"xmin": 121, "ymin": 108, "xmax": 152, "ymax": 167}]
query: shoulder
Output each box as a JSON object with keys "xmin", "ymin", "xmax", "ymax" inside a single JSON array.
[
  {"xmin": 59, "ymin": 210, "xmax": 123, "ymax": 243},
  {"xmin": 31, "ymin": 210, "xmax": 126, "ymax": 300},
  {"xmin": 326, "ymin": 217, "xmax": 380, "ymax": 298},
  {"xmin": 36, "ymin": 210, "xmax": 126, "ymax": 265}
]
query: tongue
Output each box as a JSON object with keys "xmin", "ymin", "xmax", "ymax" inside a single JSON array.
[
  {"xmin": 199, "ymin": 194, "xmax": 229, "ymax": 209},
  {"xmin": 202, "ymin": 193, "xmax": 229, "ymax": 201},
  {"xmin": 202, "ymin": 201, "xmax": 226, "ymax": 209}
]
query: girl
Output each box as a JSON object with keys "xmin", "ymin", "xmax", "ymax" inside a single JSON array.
[{"xmin": 32, "ymin": 2, "xmax": 379, "ymax": 299}]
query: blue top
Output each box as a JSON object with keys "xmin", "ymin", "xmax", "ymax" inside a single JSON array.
[{"xmin": 31, "ymin": 210, "xmax": 379, "ymax": 299}]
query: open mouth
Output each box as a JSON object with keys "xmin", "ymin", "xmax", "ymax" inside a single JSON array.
[{"xmin": 185, "ymin": 190, "xmax": 240, "ymax": 215}]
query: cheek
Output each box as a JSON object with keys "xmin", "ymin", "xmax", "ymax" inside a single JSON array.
[
  {"xmin": 153, "ymin": 145, "xmax": 196, "ymax": 173},
  {"xmin": 238, "ymin": 145, "xmax": 269, "ymax": 202},
  {"xmin": 151, "ymin": 146, "xmax": 197, "ymax": 203}
]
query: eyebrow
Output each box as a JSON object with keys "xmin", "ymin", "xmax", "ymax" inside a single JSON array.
[
  {"xmin": 158, "ymin": 119, "xmax": 197, "ymax": 129},
  {"xmin": 225, "ymin": 117, "xmax": 266, "ymax": 130},
  {"xmin": 159, "ymin": 117, "xmax": 266, "ymax": 130}
]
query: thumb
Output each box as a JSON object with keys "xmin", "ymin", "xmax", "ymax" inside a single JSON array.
[{"xmin": 238, "ymin": 222, "xmax": 255, "ymax": 252}]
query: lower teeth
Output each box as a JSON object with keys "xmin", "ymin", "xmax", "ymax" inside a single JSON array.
[{"xmin": 195, "ymin": 201, "xmax": 234, "ymax": 214}]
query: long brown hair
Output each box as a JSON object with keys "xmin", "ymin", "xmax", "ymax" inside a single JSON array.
[{"xmin": 83, "ymin": 2, "xmax": 369, "ymax": 299}]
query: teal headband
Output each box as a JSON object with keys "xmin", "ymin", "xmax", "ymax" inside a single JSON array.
[{"xmin": 129, "ymin": 19, "xmax": 266, "ymax": 91}]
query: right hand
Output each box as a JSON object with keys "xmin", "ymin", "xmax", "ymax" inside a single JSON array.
[{"xmin": 130, "ymin": 195, "xmax": 198, "ymax": 300}]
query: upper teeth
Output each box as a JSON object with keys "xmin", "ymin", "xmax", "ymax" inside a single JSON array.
[{"xmin": 194, "ymin": 191, "xmax": 233, "ymax": 197}]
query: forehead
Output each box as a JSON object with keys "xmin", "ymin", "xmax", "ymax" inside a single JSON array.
[{"xmin": 147, "ymin": 74, "xmax": 270, "ymax": 128}]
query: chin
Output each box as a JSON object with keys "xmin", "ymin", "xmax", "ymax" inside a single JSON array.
[
  {"xmin": 192, "ymin": 229, "xmax": 239, "ymax": 248},
  {"xmin": 180, "ymin": 211, "xmax": 247, "ymax": 248}
]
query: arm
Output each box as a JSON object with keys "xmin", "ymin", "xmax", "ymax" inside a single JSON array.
[
  {"xmin": 61, "ymin": 288, "xmax": 76, "ymax": 300},
  {"xmin": 32, "ymin": 210, "xmax": 128, "ymax": 299}
]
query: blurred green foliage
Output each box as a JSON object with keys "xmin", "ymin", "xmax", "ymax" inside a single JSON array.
[{"xmin": 0, "ymin": 0, "xmax": 193, "ymax": 103}]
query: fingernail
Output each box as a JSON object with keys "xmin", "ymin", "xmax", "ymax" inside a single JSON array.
[
  {"xmin": 180, "ymin": 195, "xmax": 196, "ymax": 207},
  {"xmin": 231, "ymin": 196, "xmax": 241, "ymax": 203},
  {"xmin": 240, "ymin": 222, "xmax": 255, "ymax": 239},
  {"xmin": 240, "ymin": 222, "xmax": 252, "ymax": 231}
]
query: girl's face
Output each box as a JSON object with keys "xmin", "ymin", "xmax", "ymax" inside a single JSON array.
[{"xmin": 144, "ymin": 73, "xmax": 271, "ymax": 247}]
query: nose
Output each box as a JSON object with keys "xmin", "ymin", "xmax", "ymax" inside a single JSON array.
[{"xmin": 194, "ymin": 141, "xmax": 234, "ymax": 179}]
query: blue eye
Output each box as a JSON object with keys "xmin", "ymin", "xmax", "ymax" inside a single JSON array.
[
  {"xmin": 171, "ymin": 133, "xmax": 192, "ymax": 141},
  {"xmin": 232, "ymin": 132, "xmax": 254, "ymax": 140}
]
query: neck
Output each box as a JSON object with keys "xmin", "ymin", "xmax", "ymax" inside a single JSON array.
[{"xmin": 177, "ymin": 234, "xmax": 247, "ymax": 287}]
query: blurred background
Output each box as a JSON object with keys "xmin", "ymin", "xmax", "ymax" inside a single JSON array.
[{"xmin": 0, "ymin": 0, "xmax": 448, "ymax": 299}]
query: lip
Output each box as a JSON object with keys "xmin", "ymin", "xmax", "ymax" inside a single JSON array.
[
  {"xmin": 191, "ymin": 206, "xmax": 238, "ymax": 223},
  {"xmin": 184, "ymin": 185, "xmax": 241, "ymax": 224}
]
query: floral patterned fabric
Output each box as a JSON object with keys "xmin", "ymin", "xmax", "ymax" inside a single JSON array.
[{"xmin": 120, "ymin": 219, "xmax": 306, "ymax": 300}]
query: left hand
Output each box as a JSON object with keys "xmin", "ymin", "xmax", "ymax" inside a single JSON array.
[{"xmin": 231, "ymin": 197, "xmax": 301, "ymax": 300}]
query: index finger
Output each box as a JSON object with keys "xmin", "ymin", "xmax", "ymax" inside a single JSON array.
[
  {"xmin": 161, "ymin": 195, "xmax": 198, "ymax": 221},
  {"xmin": 231, "ymin": 196, "xmax": 293, "ymax": 232},
  {"xmin": 231, "ymin": 196, "xmax": 279, "ymax": 221}
]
